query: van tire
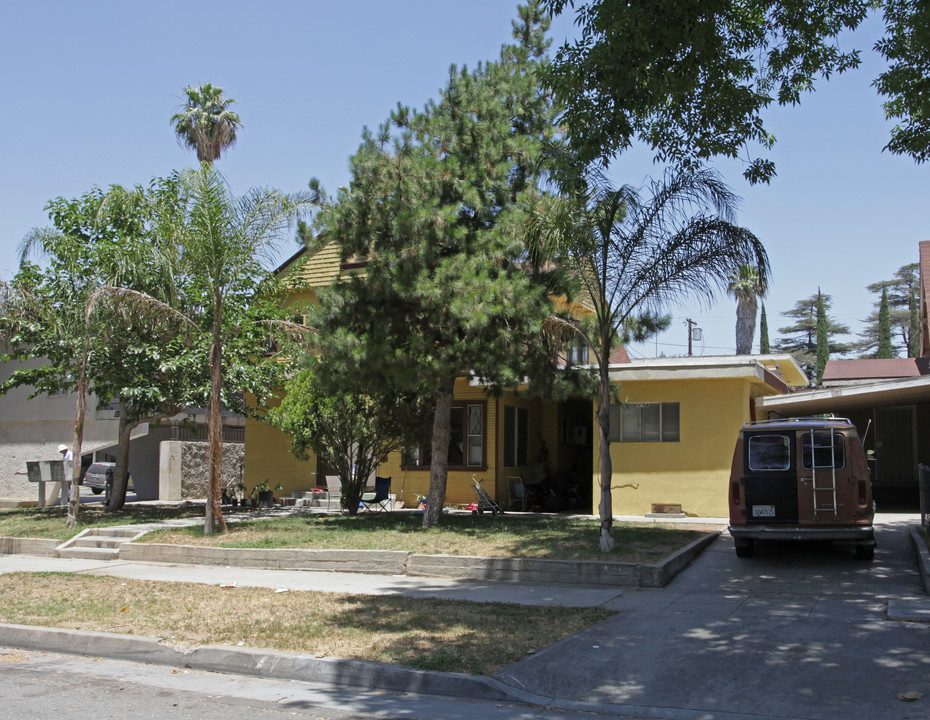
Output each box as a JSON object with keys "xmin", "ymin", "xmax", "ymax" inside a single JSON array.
[
  {"xmin": 856, "ymin": 543, "xmax": 875, "ymax": 560},
  {"xmin": 734, "ymin": 539, "xmax": 755, "ymax": 558}
]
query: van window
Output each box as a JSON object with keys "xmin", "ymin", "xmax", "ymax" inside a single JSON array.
[
  {"xmin": 747, "ymin": 434, "xmax": 791, "ymax": 471},
  {"xmin": 801, "ymin": 431, "xmax": 845, "ymax": 469}
]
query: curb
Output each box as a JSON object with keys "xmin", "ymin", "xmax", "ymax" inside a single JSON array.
[
  {"xmin": 0, "ymin": 530, "xmax": 720, "ymax": 588},
  {"xmin": 0, "ymin": 623, "xmax": 547, "ymax": 706},
  {"xmin": 908, "ymin": 526, "xmax": 930, "ymax": 594}
]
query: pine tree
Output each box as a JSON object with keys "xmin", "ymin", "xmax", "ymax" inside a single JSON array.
[
  {"xmin": 774, "ymin": 292, "xmax": 850, "ymax": 382},
  {"xmin": 877, "ymin": 286, "xmax": 893, "ymax": 358},
  {"xmin": 311, "ymin": 3, "xmax": 564, "ymax": 528},
  {"xmin": 759, "ymin": 302, "xmax": 770, "ymax": 353}
]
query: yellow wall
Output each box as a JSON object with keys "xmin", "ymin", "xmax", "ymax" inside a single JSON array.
[
  {"xmin": 244, "ymin": 393, "xmax": 319, "ymax": 496},
  {"xmin": 593, "ymin": 378, "xmax": 752, "ymax": 518},
  {"xmin": 379, "ymin": 378, "xmax": 500, "ymax": 507}
]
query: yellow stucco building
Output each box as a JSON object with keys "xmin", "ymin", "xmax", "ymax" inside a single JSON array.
[{"xmin": 244, "ymin": 246, "xmax": 808, "ymax": 518}]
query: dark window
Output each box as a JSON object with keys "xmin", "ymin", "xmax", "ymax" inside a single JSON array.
[
  {"xmin": 609, "ymin": 402, "xmax": 680, "ymax": 442},
  {"xmin": 404, "ymin": 402, "xmax": 485, "ymax": 468},
  {"xmin": 748, "ymin": 434, "xmax": 791, "ymax": 471},
  {"xmin": 504, "ymin": 406, "xmax": 529, "ymax": 466},
  {"xmin": 802, "ymin": 431, "xmax": 845, "ymax": 469}
]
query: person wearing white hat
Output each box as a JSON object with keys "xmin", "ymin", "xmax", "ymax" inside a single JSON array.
[{"xmin": 57, "ymin": 444, "xmax": 74, "ymax": 504}]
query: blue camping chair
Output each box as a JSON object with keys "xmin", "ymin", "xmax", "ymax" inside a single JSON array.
[{"xmin": 360, "ymin": 476, "xmax": 392, "ymax": 512}]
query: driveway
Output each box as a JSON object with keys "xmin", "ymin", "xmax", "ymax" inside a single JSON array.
[{"xmin": 495, "ymin": 513, "xmax": 930, "ymax": 720}]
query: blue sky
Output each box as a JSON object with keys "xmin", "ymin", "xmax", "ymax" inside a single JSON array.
[{"xmin": 1, "ymin": 2, "xmax": 926, "ymax": 363}]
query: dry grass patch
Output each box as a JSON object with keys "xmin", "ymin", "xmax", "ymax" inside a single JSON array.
[
  {"xmin": 0, "ymin": 504, "xmax": 204, "ymax": 540},
  {"xmin": 145, "ymin": 513, "xmax": 716, "ymax": 564},
  {"xmin": 0, "ymin": 573, "xmax": 610, "ymax": 674}
]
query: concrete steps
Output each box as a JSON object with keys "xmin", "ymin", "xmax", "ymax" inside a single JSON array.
[{"xmin": 56, "ymin": 527, "xmax": 146, "ymax": 561}]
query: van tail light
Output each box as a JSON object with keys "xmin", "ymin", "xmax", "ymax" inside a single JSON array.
[
  {"xmin": 732, "ymin": 482, "xmax": 741, "ymax": 505},
  {"xmin": 858, "ymin": 481, "xmax": 867, "ymax": 506}
]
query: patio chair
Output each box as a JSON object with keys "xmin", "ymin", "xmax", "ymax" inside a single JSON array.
[
  {"xmin": 360, "ymin": 476, "xmax": 391, "ymax": 512},
  {"xmin": 325, "ymin": 475, "xmax": 342, "ymax": 512},
  {"xmin": 508, "ymin": 476, "xmax": 530, "ymax": 511}
]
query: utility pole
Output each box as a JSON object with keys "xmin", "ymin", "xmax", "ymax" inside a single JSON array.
[
  {"xmin": 686, "ymin": 318, "xmax": 695, "ymax": 357},
  {"xmin": 685, "ymin": 318, "xmax": 702, "ymax": 357}
]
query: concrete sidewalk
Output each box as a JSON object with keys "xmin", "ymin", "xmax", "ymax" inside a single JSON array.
[{"xmin": 1, "ymin": 512, "xmax": 927, "ymax": 719}]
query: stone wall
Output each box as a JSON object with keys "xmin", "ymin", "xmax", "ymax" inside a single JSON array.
[{"xmin": 159, "ymin": 441, "xmax": 244, "ymax": 501}]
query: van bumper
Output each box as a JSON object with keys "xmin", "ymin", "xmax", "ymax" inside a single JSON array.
[{"xmin": 729, "ymin": 524, "xmax": 875, "ymax": 545}]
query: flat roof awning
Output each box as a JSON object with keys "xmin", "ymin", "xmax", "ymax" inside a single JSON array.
[{"xmin": 756, "ymin": 376, "xmax": 930, "ymax": 416}]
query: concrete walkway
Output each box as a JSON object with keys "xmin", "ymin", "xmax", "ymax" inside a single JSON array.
[{"xmin": 1, "ymin": 512, "xmax": 928, "ymax": 719}]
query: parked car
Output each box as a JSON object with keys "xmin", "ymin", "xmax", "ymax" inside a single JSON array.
[
  {"xmin": 728, "ymin": 416, "xmax": 875, "ymax": 559},
  {"xmin": 82, "ymin": 462, "xmax": 133, "ymax": 498}
]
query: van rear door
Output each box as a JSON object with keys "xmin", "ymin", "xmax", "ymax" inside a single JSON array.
[{"xmin": 742, "ymin": 431, "xmax": 798, "ymax": 524}]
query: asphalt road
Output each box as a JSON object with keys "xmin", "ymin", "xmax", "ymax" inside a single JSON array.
[{"xmin": 0, "ymin": 647, "xmax": 650, "ymax": 720}]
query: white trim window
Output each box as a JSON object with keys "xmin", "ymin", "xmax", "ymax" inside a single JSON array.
[{"xmin": 609, "ymin": 402, "xmax": 680, "ymax": 443}]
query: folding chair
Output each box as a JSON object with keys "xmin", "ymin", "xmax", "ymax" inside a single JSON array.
[
  {"xmin": 360, "ymin": 475, "xmax": 391, "ymax": 512},
  {"xmin": 325, "ymin": 475, "xmax": 342, "ymax": 512}
]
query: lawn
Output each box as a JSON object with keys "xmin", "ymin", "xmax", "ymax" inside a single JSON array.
[
  {"xmin": 0, "ymin": 572, "xmax": 612, "ymax": 675},
  {"xmin": 0, "ymin": 504, "xmax": 205, "ymax": 540},
  {"xmin": 144, "ymin": 512, "xmax": 716, "ymax": 564}
]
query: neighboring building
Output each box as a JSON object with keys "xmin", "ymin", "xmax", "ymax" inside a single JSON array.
[
  {"xmin": 245, "ymin": 246, "xmax": 809, "ymax": 517},
  {"xmin": 0, "ymin": 349, "xmax": 245, "ymax": 505}
]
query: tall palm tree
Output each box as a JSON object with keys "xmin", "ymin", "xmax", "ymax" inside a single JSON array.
[
  {"xmin": 92, "ymin": 164, "xmax": 307, "ymax": 533},
  {"xmin": 171, "ymin": 83, "xmax": 242, "ymax": 163},
  {"xmin": 727, "ymin": 264, "xmax": 768, "ymax": 355},
  {"xmin": 535, "ymin": 167, "xmax": 768, "ymax": 552}
]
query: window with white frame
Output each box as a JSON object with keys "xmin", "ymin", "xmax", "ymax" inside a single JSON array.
[
  {"xmin": 504, "ymin": 405, "xmax": 529, "ymax": 466},
  {"xmin": 404, "ymin": 402, "xmax": 485, "ymax": 468},
  {"xmin": 608, "ymin": 402, "xmax": 680, "ymax": 442}
]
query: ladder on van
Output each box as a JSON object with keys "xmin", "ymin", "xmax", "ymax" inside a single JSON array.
[{"xmin": 808, "ymin": 428, "xmax": 839, "ymax": 520}]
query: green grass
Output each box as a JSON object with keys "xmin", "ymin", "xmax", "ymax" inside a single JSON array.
[
  {"xmin": 0, "ymin": 504, "xmax": 205, "ymax": 540},
  {"xmin": 0, "ymin": 572, "xmax": 612, "ymax": 675},
  {"xmin": 145, "ymin": 512, "xmax": 714, "ymax": 564}
]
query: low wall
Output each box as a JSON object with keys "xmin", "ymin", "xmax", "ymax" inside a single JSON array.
[{"xmin": 159, "ymin": 441, "xmax": 244, "ymax": 501}]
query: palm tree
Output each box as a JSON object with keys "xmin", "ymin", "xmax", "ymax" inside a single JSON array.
[
  {"xmin": 727, "ymin": 264, "xmax": 768, "ymax": 355},
  {"xmin": 171, "ymin": 83, "xmax": 242, "ymax": 163},
  {"xmin": 535, "ymin": 168, "xmax": 768, "ymax": 552},
  {"xmin": 92, "ymin": 164, "xmax": 307, "ymax": 533}
]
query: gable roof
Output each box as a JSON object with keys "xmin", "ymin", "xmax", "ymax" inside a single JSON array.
[{"xmin": 822, "ymin": 358, "xmax": 930, "ymax": 385}]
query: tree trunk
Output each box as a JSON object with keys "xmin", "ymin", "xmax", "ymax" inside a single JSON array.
[
  {"xmin": 735, "ymin": 296, "xmax": 758, "ymax": 355},
  {"xmin": 422, "ymin": 376, "xmax": 456, "ymax": 528},
  {"xmin": 204, "ymin": 307, "xmax": 227, "ymax": 534},
  {"xmin": 108, "ymin": 398, "xmax": 132, "ymax": 510},
  {"xmin": 596, "ymin": 363, "xmax": 615, "ymax": 552},
  {"xmin": 66, "ymin": 361, "xmax": 87, "ymax": 530}
]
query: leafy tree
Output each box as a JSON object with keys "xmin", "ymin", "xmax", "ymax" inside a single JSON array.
[
  {"xmin": 877, "ymin": 286, "xmax": 894, "ymax": 358},
  {"xmin": 1, "ymin": 182, "xmax": 197, "ymax": 522},
  {"xmin": 268, "ymin": 360, "xmax": 432, "ymax": 514},
  {"xmin": 171, "ymin": 83, "xmax": 242, "ymax": 163},
  {"xmin": 543, "ymin": 0, "xmax": 871, "ymax": 183},
  {"xmin": 94, "ymin": 164, "xmax": 307, "ymax": 533},
  {"xmin": 876, "ymin": 0, "xmax": 930, "ymax": 162},
  {"xmin": 534, "ymin": 167, "xmax": 767, "ymax": 551},
  {"xmin": 853, "ymin": 263, "xmax": 919, "ymax": 357},
  {"xmin": 759, "ymin": 302, "xmax": 771, "ymax": 353},
  {"xmin": 727, "ymin": 264, "xmax": 768, "ymax": 354},
  {"xmin": 311, "ymin": 3, "xmax": 564, "ymax": 528},
  {"xmin": 774, "ymin": 293, "xmax": 851, "ymax": 381}
]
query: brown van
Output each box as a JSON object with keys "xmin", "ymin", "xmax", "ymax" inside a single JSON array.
[{"xmin": 728, "ymin": 417, "xmax": 875, "ymax": 559}]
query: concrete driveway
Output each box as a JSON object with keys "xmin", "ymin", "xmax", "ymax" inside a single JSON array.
[{"xmin": 496, "ymin": 513, "xmax": 930, "ymax": 720}]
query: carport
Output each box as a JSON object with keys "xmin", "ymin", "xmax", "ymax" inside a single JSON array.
[{"xmin": 755, "ymin": 372, "xmax": 930, "ymax": 504}]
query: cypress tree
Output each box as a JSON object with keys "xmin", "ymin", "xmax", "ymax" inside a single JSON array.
[
  {"xmin": 877, "ymin": 286, "xmax": 893, "ymax": 358},
  {"xmin": 816, "ymin": 290, "xmax": 829, "ymax": 386},
  {"xmin": 759, "ymin": 302, "xmax": 770, "ymax": 353}
]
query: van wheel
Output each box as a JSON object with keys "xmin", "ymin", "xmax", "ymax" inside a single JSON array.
[
  {"xmin": 91, "ymin": 488, "xmax": 103, "ymax": 495},
  {"xmin": 734, "ymin": 539, "xmax": 754, "ymax": 558},
  {"xmin": 856, "ymin": 543, "xmax": 875, "ymax": 560}
]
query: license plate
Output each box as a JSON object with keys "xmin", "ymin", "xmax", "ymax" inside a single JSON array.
[{"xmin": 752, "ymin": 504, "xmax": 775, "ymax": 518}]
